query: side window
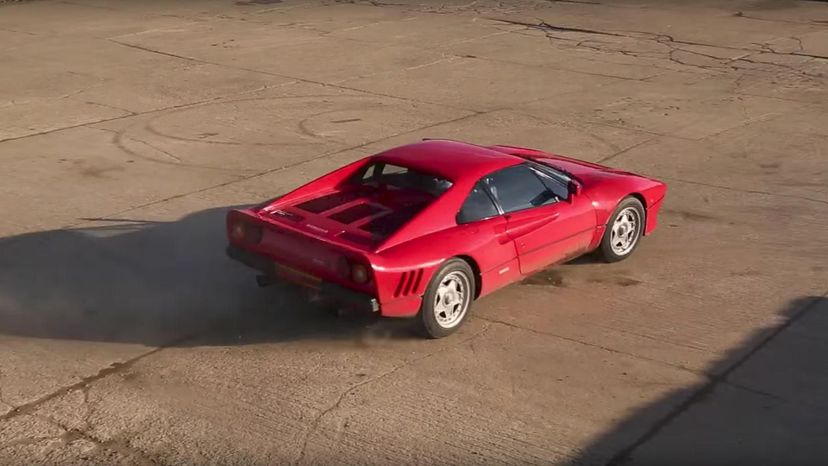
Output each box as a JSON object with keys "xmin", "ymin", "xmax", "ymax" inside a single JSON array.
[
  {"xmin": 485, "ymin": 165, "xmax": 556, "ymax": 213},
  {"xmin": 532, "ymin": 169, "xmax": 569, "ymax": 201},
  {"xmin": 457, "ymin": 183, "xmax": 499, "ymax": 224},
  {"xmin": 381, "ymin": 164, "xmax": 408, "ymax": 176},
  {"xmin": 358, "ymin": 163, "xmax": 380, "ymax": 182}
]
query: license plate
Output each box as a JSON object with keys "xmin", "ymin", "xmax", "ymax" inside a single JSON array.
[{"xmin": 275, "ymin": 263, "xmax": 321, "ymax": 288}]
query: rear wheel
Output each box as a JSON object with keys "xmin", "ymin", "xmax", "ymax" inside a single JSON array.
[
  {"xmin": 419, "ymin": 259, "xmax": 475, "ymax": 339},
  {"xmin": 599, "ymin": 197, "xmax": 645, "ymax": 262}
]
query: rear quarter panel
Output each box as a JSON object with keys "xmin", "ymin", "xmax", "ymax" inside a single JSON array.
[{"xmin": 372, "ymin": 217, "xmax": 519, "ymax": 317}]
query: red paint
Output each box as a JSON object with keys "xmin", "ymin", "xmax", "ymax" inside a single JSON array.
[{"xmin": 227, "ymin": 140, "xmax": 666, "ymax": 318}]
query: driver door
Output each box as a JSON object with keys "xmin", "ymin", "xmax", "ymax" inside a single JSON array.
[{"xmin": 484, "ymin": 164, "xmax": 595, "ymax": 275}]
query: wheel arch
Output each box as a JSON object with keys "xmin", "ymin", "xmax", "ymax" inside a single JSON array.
[
  {"xmin": 454, "ymin": 255, "xmax": 482, "ymax": 299},
  {"xmin": 628, "ymin": 192, "xmax": 648, "ymax": 227}
]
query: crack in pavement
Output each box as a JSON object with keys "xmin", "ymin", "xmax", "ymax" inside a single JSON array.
[
  {"xmin": 546, "ymin": 0, "xmax": 601, "ymax": 5},
  {"xmin": 0, "ymin": 331, "xmax": 195, "ymax": 425},
  {"xmin": 733, "ymin": 11, "xmax": 828, "ymax": 26},
  {"xmin": 477, "ymin": 317, "xmax": 702, "ymax": 375},
  {"xmin": 505, "ymin": 18, "xmax": 622, "ymax": 37},
  {"xmin": 0, "ymin": 323, "xmax": 221, "ymax": 462},
  {"xmin": 0, "ymin": 26, "xmax": 40, "ymax": 36},
  {"xmin": 83, "ymin": 100, "xmax": 138, "ymax": 117},
  {"xmin": 0, "ymin": 379, "xmax": 12, "ymax": 415},
  {"xmin": 0, "ymin": 435, "xmax": 59, "ymax": 452},
  {"xmin": 25, "ymin": 410, "xmax": 156, "ymax": 465},
  {"xmin": 105, "ymin": 38, "xmax": 477, "ymax": 113},
  {"xmin": 54, "ymin": 109, "xmax": 487, "ymax": 232},
  {"xmin": 604, "ymin": 291, "xmax": 828, "ymax": 466},
  {"xmin": 343, "ymin": 0, "xmax": 520, "ymax": 16},
  {"xmin": 596, "ymin": 137, "xmax": 658, "ymax": 164},
  {"xmin": 329, "ymin": 55, "xmax": 463, "ymax": 85},
  {"xmin": 478, "ymin": 306, "xmax": 828, "ymax": 459},
  {"xmin": 0, "ymin": 91, "xmax": 260, "ymax": 145},
  {"xmin": 128, "ymin": 136, "xmax": 183, "ymax": 163},
  {"xmin": 0, "ymin": 31, "xmax": 474, "ymax": 148},
  {"xmin": 489, "ymin": 17, "xmax": 827, "ymax": 79},
  {"xmin": 0, "ymin": 378, "xmax": 157, "ymax": 463},
  {"xmin": 661, "ymin": 176, "xmax": 828, "ymax": 207},
  {"xmin": 294, "ymin": 322, "xmax": 493, "ymax": 464}
]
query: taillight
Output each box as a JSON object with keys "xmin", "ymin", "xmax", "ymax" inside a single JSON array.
[
  {"xmin": 230, "ymin": 222, "xmax": 246, "ymax": 241},
  {"xmin": 351, "ymin": 263, "xmax": 370, "ymax": 284},
  {"xmin": 229, "ymin": 220, "xmax": 262, "ymax": 244},
  {"xmin": 246, "ymin": 224, "xmax": 263, "ymax": 244}
]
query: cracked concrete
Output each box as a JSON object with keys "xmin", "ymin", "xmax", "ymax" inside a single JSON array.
[
  {"xmin": 295, "ymin": 322, "xmax": 493, "ymax": 463},
  {"xmin": 1, "ymin": 0, "xmax": 827, "ymax": 464},
  {"xmin": 490, "ymin": 16, "xmax": 828, "ymax": 81}
]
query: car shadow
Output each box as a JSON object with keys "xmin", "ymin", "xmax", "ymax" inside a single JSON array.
[
  {"xmin": 0, "ymin": 206, "xmax": 420, "ymax": 348},
  {"xmin": 569, "ymin": 295, "xmax": 828, "ymax": 465},
  {"xmin": 564, "ymin": 253, "xmax": 604, "ymax": 265}
]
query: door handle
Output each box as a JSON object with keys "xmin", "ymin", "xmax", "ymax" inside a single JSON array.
[
  {"xmin": 550, "ymin": 212, "xmax": 560, "ymax": 220},
  {"xmin": 494, "ymin": 223, "xmax": 510, "ymax": 244}
]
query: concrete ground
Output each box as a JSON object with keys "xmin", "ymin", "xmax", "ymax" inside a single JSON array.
[{"xmin": 1, "ymin": 0, "xmax": 827, "ymax": 464}]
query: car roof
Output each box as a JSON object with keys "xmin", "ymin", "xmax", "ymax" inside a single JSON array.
[{"xmin": 372, "ymin": 139, "xmax": 523, "ymax": 182}]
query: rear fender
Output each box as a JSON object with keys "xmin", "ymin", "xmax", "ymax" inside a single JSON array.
[
  {"xmin": 371, "ymin": 226, "xmax": 497, "ymax": 317},
  {"xmin": 371, "ymin": 256, "xmax": 443, "ymax": 318}
]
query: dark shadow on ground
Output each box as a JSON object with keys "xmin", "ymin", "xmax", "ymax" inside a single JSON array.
[
  {"xmin": 570, "ymin": 295, "xmax": 828, "ymax": 465},
  {"xmin": 0, "ymin": 206, "xmax": 420, "ymax": 347}
]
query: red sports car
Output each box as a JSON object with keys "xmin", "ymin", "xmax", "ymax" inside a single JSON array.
[{"xmin": 226, "ymin": 140, "xmax": 666, "ymax": 338}]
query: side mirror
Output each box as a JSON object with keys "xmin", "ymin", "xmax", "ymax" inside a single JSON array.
[{"xmin": 569, "ymin": 181, "xmax": 582, "ymax": 196}]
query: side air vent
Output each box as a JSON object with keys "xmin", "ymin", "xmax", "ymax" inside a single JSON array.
[{"xmin": 393, "ymin": 269, "xmax": 424, "ymax": 297}]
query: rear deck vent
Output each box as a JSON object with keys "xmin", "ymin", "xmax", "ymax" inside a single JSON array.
[
  {"xmin": 297, "ymin": 191, "xmax": 360, "ymax": 213},
  {"xmin": 329, "ymin": 203, "xmax": 386, "ymax": 224}
]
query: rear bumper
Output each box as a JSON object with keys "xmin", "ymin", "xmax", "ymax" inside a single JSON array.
[{"xmin": 226, "ymin": 245, "xmax": 379, "ymax": 313}]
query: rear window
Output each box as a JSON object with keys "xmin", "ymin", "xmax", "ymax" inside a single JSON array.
[
  {"xmin": 457, "ymin": 183, "xmax": 499, "ymax": 224},
  {"xmin": 349, "ymin": 162, "xmax": 452, "ymax": 198}
]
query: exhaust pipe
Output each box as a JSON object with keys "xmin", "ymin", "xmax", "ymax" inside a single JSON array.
[{"xmin": 256, "ymin": 275, "xmax": 275, "ymax": 287}]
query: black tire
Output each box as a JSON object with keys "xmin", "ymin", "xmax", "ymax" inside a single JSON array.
[
  {"xmin": 599, "ymin": 197, "xmax": 646, "ymax": 263},
  {"xmin": 419, "ymin": 258, "xmax": 476, "ymax": 339}
]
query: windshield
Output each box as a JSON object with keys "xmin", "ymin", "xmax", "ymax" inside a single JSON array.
[{"xmin": 348, "ymin": 162, "xmax": 453, "ymax": 198}]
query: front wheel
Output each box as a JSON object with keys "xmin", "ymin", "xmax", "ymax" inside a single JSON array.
[
  {"xmin": 419, "ymin": 259, "xmax": 475, "ymax": 339},
  {"xmin": 599, "ymin": 197, "xmax": 645, "ymax": 262}
]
